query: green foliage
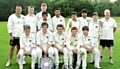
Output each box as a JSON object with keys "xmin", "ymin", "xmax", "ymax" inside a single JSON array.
[{"xmin": 0, "ymin": 0, "xmax": 120, "ymax": 21}]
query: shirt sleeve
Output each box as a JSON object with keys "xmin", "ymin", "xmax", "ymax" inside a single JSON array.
[
  {"xmin": 48, "ymin": 32, "xmax": 53, "ymax": 45},
  {"xmin": 66, "ymin": 36, "xmax": 73, "ymax": 51},
  {"xmin": 66, "ymin": 19, "xmax": 71, "ymax": 34},
  {"xmin": 36, "ymin": 31, "xmax": 41, "ymax": 45},
  {"xmin": 20, "ymin": 35, "xmax": 24, "ymax": 48},
  {"xmin": 7, "ymin": 15, "xmax": 13, "ymax": 35},
  {"xmin": 113, "ymin": 19, "xmax": 117, "ymax": 27}
]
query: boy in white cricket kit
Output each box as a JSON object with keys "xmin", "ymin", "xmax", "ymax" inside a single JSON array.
[
  {"xmin": 38, "ymin": 12, "xmax": 53, "ymax": 32},
  {"xmin": 52, "ymin": 8, "xmax": 65, "ymax": 32},
  {"xmin": 6, "ymin": 5, "xmax": 24, "ymax": 66},
  {"xmin": 79, "ymin": 26, "xmax": 101, "ymax": 69},
  {"xmin": 36, "ymin": 22, "xmax": 53, "ymax": 69},
  {"xmin": 52, "ymin": 24, "xmax": 67, "ymax": 69},
  {"xmin": 100, "ymin": 9, "xmax": 117, "ymax": 65},
  {"xmin": 24, "ymin": 6, "xmax": 38, "ymax": 35},
  {"xmin": 66, "ymin": 12, "xmax": 80, "ymax": 34},
  {"xmin": 17, "ymin": 25, "xmax": 37, "ymax": 69},
  {"xmin": 89, "ymin": 12, "xmax": 101, "ymax": 64},
  {"xmin": 36, "ymin": 3, "xmax": 51, "ymax": 21},
  {"xmin": 65, "ymin": 27, "xmax": 80, "ymax": 69}
]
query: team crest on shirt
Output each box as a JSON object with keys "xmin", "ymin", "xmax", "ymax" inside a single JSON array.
[
  {"xmin": 60, "ymin": 20, "xmax": 62, "ymax": 22},
  {"xmin": 95, "ymin": 26, "xmax": 98, "ymax": 28},
  {"xmin": 29, "ymin": 40, "xmax": 32, "ymax": 42},
  {"xmin": 75, "ymin": 39, "xmax": 77, "ymax": 41},
  {"xmin": 46, "ymin": 36, "xmax": 49, "ymax": 38},
  {"xmin": 88, "ymin": 39, "xmax": 90, "ymax": 41},
  {"xmin": 62, "ymin": 38, "xmax": 64, "ymax": 40}
]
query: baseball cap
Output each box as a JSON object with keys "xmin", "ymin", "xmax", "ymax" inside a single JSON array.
[
  {"xmin": 93, "ymin": 12, "xmax": 98, "ymax": 16},
  {"xmin": 71, "ymin": 12, "xmax": 77, "ymax": 15},
  {"xmin": 23, "ymin": 25, "xmax": 30, "ymax": 29},
  {"xmin": 81, "ymin": 9, "xmax": 88, "ymax": 13}
]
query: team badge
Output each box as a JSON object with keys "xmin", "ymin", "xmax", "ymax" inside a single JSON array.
[
  {"xmin": 22, "ymin": 17, "xmax": 24, "ymax": 19},
  {"xmin": 29, "ymin": 40, "xmax": 32, "ymax": 42},
  {"xmin": 75, "ymin": 39, "xmax": 77, "ymax": 41},
  {"xmin": 95, "ymin": 26, "xmax": 98, "ymax": 28},
  {"xmin": 60, "ymin": 20, "xmax": 62, "ymax": 22},
  {"xmin": 46, "ymin": 36, "xmax": 49, "ymax": 38},
  {"xmin": 62, "ymin": 38, "xmax": 64, "ymax": 40},
  {"xmin": 88, "ymin": 39, "xmax": 90, "ymax": 41}
]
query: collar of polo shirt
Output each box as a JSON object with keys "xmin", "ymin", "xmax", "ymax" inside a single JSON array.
[
  {"xmin": 82, "ymin": 32, "xmax": 91, "ymax": 37},
  {"xmin": 40, "ymin": 30, "xmax": 49, "ymax": 35},
  {"xmin": 23, "ymin": 33, "xmax": 31, "ymax": 38}
]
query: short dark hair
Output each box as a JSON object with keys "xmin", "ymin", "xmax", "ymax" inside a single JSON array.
[
  {"xmin": 57, "ymin": 24, "xmax": 64, "ymax": 29},
  {"xmin": 54, "ymin": 8, "xmax": 60, "ymax": 11},
  {"xmin": 15, "ymin": 5, "xmax": 22, "ymax": 9},
  {"xmin": 81, "ymin": 9, "xmax": 88, "ymax": 13},
  {"xmin": 42, "ymin": 11, "xmax": 48, "ymax": 16},
  {"xmin": 71, "ymin": 26, "xmax": 77, "ymax": 32},
  {"xmin": 41, "ymin": 22, "xmax": 48, "ymax": 28},
  {"xmin": 82, "ymin": 26, "xmax": 89, "ymax": 31}
]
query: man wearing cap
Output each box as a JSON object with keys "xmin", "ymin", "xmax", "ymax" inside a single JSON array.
[
  {"xmin": 6, "ymin": 5, "xmax": 24, "ymax": 66},
  {"xmin": 89, "ymin": 12, "xmax": 101, "ymax": 63},
  {"xmin": 17, "ymin": 25, "xmax": 37, "ymax": 69},
  {"xmin": 36, "ymin": 22, "xmax": 53, "ymax": 69},
  {"xmin": 36, "ymin": 3, "xmax": 51, "ymax": 21},
  {"xmin": 99, "ymin": 9, "xmax": 117, "ymax": 65},
  {"xmin": 66, "ymin": 12, "xmax": 80, "ymax": 34},
  {"xmin": 24, "ymin": 6, "xmax": 38, "ymax": 36},
  {"xmin": 52, "ymin": 8, "xmax": 65, "ymax": 32},
  {"xmin": 78, "ymin": 9, "xmax": 92, "ymax": 33}
]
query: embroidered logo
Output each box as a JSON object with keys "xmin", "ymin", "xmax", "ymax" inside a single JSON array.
[
  {"xmin": 29, "ymin": 40, "xmax": 32, "ymax": 42},
  {"xmin": 46, "ymin": 36, "xmax": 49, "ymax": 38},
  {"xmin": 75, "ymin": 39, "xmax": 77, "ymax": 41},
  {"xmin": 88, "ymin": 39, "xmax": 90, "ymax": 41},
  {"xmin": 60, "ymin": 20, "xmax": 62, "ymax": 22},
  {"xmin": 22, "ymin": 17, "xmax": 24, "ymax": 19},
  {"xmin": 95, "ymin": 26, "xmax": 98, "ymax": 28},
  {"xmin": 62, "ymin": 38, "xmax": 64, "ymax": 40}
]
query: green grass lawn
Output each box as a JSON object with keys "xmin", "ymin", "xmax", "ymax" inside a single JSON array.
[{"xmin": 0, "ymin": 17, "xmax": 120, "ymax": 69}]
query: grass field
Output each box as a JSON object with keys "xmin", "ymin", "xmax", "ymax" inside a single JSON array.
[{"xmin": 0, "ymin": 17, "xmax": 120, "ymax": 69}]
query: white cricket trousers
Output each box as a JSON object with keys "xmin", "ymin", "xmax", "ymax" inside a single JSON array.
[
  {"xmin": 18, "ymin": 48, "xmax": 37, "ymax": 69},
  {"xmin": 53, "ymin": 47, "xmax": 68, "ymax": 66},
  {"xmin": 76, "ymin": 48, "xmax": 87, "ymax": 68},
  {"xmin": 36, "ymin": 46, "xmax": 54, "ymax": 68}
]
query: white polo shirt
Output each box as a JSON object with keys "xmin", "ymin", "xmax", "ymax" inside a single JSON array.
[
  {"xmin": 36, "ymin": 30, "xmax": 53, "ymax": 46},
  {"xmin": 24, "ymin": 14, "xmax": 38, "ymax": 33},
  {"xmin": 38, "ymin": 19, "xmax": 53, "ymax": 32},
  {"xmin": 78, "ymin": 33, "xmax": 95, "ymax": 48},
  {"xmin": 66, "ymin": 34, "xmax": 79, "ymax": 51},
  {"xmin": 52, "ymin": 15, "xmax": 65, "ymax": 32},
  {"xmin": 100, "ymin": 17, "xmax": 117, "ymax": 40},
  {"xmin": 66, "ymin": 18, "xmax": 80, "ymax": 34},
  {"xmin": 52, "ymin": 32, "xmax": 67, "ymax": 47},
  {"xmin": 89, "ymin": 19, "xmax": 101, "ymax": 38},
  {"xmin": 36, "ymin": 11, "xmax": 51, "ymax": 21},
  {"xmin": 78, "ymin": 17, "xmax": 92, "ymax": 32},
  {"xmin": 20, "ymin": 33, "xmax": 36, "ymax": 49},
  {"xmin": 7, "ymin": 14, "xmax": 25, "ymax": 37}
]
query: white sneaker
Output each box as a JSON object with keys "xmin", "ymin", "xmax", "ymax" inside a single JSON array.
[
  {"xmin": 64, "ymin": 65, "xmax": 69, "ymax": 69},
  {"xmin": 109, "ymin": 59, "xmax": 114, "ymax": 65},
  {"xmin": 69, "ymin": 65, "xmax": 73, "ymax": 69},
  {"xmin": 55, "ymin": 65, "xmax": 59, "ymax": 69},
  {"xmin": 22, "ymin": 60, "xmax": 26, "ymax": 65},
  {"xmin": 75, "ymin": 66, "xmax": 79, "ymax": 69},
  {"xmin": 82, "ymin": 67, "xmax": 86, "ymax": 69},
  {"xmin": 6, "ymin": 60, "xmax": 11, "ymax": 66}
]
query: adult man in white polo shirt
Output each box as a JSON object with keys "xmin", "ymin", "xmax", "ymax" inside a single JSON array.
[
  {"xmin": 6, "ymin": 5, "xmax": 24, "ymax": 66},
  {"xmin": 78, "ymin": 9, "xmax": 92, "ymax": 33},
  {"xmin": 18, "ymin": 25, "xmax": 37, "ymax": 69},
  {"xmin": 24, "ymin": 6, "xmax": 38, "ymax": 35},
  {"xmin": 100, "ymin": 9, "xmax": 117, "ymax": 65},
  {"xmin": 36, "ymin": 3, "xmax": 51, "ymax": 21},
  {"xmin": 66, "ymin": 12, "xmax": 80, "ymax": 34},
  {"xmin": 36, "ymin": 22, "xmax": 53, "ymax": 69},
  {"xmin": 52, "ymin": 24, "xmax": 67, "ymax": 69},
  {"xmin": 52, "ymin": 8, "xmax": 65, "ymax": 32},
  {"xmin": 79, "ymin": 26, "xmax": 101, "ymax": 69}
]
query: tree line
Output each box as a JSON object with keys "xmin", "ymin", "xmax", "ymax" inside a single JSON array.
[{"xmin": 0, "ymin": 0, "xmax": 120, "ymax": 21}]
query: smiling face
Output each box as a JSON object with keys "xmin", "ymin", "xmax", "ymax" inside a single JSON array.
[
  {"xmin": 24, "ymin": 28, "xmax": 30, "ymax": 35},
  {"xmin": 28, "ymin": 7, "xmax": 34, "ymax": 15},
  {"xmin": 15, "ymin": 6, "xmax": 22, "ymax": 15},
  {"xmin": 82, "ymin": 12, "xmax": 87, "ymax": 18},
  {"xmin": 41, "ymin": 6, "xmax": 47, "ymax": 12},
  {"xmin": 55, "ymin": 10, "xmax": 60, "ymax": 17},
  {"xmin": 104, "ymin": 10, "xmax": 110, "ymax": 19}
]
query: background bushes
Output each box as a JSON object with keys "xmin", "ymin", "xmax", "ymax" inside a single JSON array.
[{"xmin": 0, "ymin": 0, "xmax": 120, "ymax": 21}]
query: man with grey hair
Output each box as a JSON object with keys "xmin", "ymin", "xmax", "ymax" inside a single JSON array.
[
  {"xmin": 99, "ymin": 9, "xmax": 117, "ymax": 65},
  {"xmin": 36, "ymin": 3, "xmax": 51, "ymax": 21}
]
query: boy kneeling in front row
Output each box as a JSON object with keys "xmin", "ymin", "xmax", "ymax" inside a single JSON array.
[{"xmin": 17, "ymin": 25, "xmax": 37, "ymax": 69}]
